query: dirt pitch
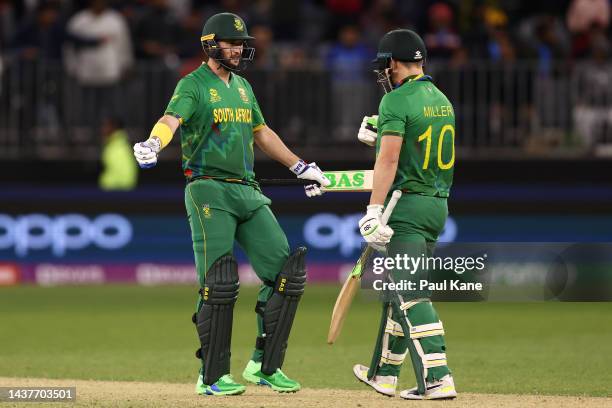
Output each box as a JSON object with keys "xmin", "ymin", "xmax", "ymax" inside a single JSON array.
[{"xmin": 1, "ymin": 377, "xmax": 610, "ymax": 408}]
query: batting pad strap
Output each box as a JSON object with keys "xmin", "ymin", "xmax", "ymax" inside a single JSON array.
[
  {"xmin": 409, "ymin": 321, "xmax": 445, "ymax": 339},
  {"xmin": 254, "ymin": 301, "xmax": 266, "ymax": 317},
  {"xmin": 255, "ymin": 336, "xmax": 266, "ymax": 350},
  {"xmin": 424, "ymin": 353, "xmax": 448, "ymax": 368},
  {"xmin": 381, "ymin": 350, "xmax": 408, "ymax": 365},
  {"xmin": 149, "ymin": 122, "xmax": 173, "ymax": 149},
  {"xmin": 385, "ymin": 318, "xmax": 404, "ymax": 337},
  {"xmin": 400, "ymin": 298, "xmax": 430, "ymax": 311}
]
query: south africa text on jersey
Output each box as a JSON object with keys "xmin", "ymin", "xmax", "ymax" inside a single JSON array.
[{"xmin": 213, "ymin": 108, "xmax": 252, "ymax": 124}]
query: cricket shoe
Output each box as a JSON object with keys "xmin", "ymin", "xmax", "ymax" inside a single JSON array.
[
  {"xmin": 195, "ymin": 370, "xmax": 246, "ymax": 396},
  {"xmin": 352, "ymin": 364, "xmax": 397, "ymax": 397},
  {"xmin": 242, "ymin": 360, "xmax": 301, "ymax": 392},
  {"xmin": 399, "ymin": 374, "xmax": 457, "ymax": 400}
]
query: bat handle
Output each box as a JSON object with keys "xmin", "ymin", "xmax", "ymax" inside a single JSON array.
[
  {"xmin": 258, "ymin": 179, "xmax": 320, "ymax": 187},
  {"xmin": 381, "ymin": 190, "xmax": 402, "ymax": 226}
]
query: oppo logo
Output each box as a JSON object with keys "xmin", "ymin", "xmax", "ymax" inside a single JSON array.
[
  {"xmin": 304, "ymin": 213, "xmax": 457, "ymax": 256},
  {"xmin": 304, "ymin": 213, "xmax": 365, "ymax": 256},
  {"xmin": 0, "ymin": 214, "xmax": 132, "ymax": 257}
]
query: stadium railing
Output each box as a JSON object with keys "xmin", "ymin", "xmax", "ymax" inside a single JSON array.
[{"xmin": 1, "ymin": 59, "xmax": 611, "ymax": 160}]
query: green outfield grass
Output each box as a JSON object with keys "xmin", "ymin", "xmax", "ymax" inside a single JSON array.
[{"xmin": 0, "ymin": 285, "xmax": 611, "ymax": 396}]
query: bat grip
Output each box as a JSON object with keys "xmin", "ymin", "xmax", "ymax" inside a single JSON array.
[
  {"xmin": 381, "ymin": 190, "xmax": 402, "ymax": 226},
  {"xmin": 258, "ymin": 179, "xmax": 320, "ymax": 187}
]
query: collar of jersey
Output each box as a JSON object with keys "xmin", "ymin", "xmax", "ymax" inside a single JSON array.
[
  {"xmin": 394, "ymin": 73, "xmax": 432, "ymax": 89},
  {"xmin": 202, "ymin": 62, "xmax": 234, "ymax": 87}
]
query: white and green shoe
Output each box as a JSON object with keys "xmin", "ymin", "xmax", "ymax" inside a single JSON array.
[
  {"xmin": 353, "ymin": 364, "xmax": 397, "ymax": 397},
  {"xmin": 400, "ymin": 374, "xmax": 457, "ymax": 400},
  {"xmin": 242, "ymin": 360, "xmax": 301, "ymax": 392},
  {"xmin": 195, "ymin": 370, "xmax": 246, "ymax": 396}
]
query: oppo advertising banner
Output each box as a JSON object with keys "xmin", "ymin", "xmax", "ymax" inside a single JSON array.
[{"xmin": 1, "ymin": 212, "xmax": 612, "ymax": 288}]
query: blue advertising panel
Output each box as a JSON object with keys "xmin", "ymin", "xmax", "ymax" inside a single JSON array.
[{"xmin": 1, "ymin": 212, "xmax": 612, "ymax": 285}]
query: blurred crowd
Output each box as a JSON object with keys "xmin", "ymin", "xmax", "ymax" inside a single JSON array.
[
  {"xmin": 1, "ymin": 0, "xmax": 611, "ymax": 74},
  {"xmin": 1, "ymin": 0, "xmax": 612, "ymax": 153}
]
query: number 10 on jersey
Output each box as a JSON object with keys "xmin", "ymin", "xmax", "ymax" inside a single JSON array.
[{"xmin": 417, "ymin": 124, "xmax": 455, "ymax": 170}]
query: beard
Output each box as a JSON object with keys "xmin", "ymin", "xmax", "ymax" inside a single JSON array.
[{"xmin": 225, "ymin": 57, "xmax": 240, "ymax": 69}]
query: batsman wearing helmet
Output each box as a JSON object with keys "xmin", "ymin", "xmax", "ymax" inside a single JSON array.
[
  {"xmin": 133, "ymin": 13, "xmax": 330, "ymax": 396},
  {"xmin": 353, "ymin": 29, "xmax": 457, "ymax": 400}
]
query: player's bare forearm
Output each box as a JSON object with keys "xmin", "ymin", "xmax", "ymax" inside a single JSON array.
[
  {"xmin": 254, "ymin": 125, "xmax": 300, "ymax": 167},
  {"xmin": 370, "ymin": 158, "xmax": 397, "ymax": 205},
  {"xmin": 370, "ymin": 135, "xmax": 402, "ymax": 205}
]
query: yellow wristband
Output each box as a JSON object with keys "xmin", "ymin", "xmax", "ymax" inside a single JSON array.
[{"xmin": 149, "ymin": 122, "xmax": 173, "ymax": 149}]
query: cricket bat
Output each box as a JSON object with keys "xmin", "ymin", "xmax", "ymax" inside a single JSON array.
[
  {"xmin": 259, "ymin": 170, "xmax": 373, "ymax": 192},
  {"xmin": 327, "ymin": 190, "xmax": 402, "ymax": 344}
]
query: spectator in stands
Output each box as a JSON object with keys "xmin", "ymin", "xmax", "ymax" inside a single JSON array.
[
  {"xmin": 65, "ymin": 0, "xmax": 133, "ymax": 86},
  {"xmin": 99, "ymin": 116, "xmax": 138, "ymax": 191},
  {"xmin": 573, "ymin": 33, "xmax": 612, "ymax": 148},
  {"xmin": 9, "ymin": 1, "xmax": 102, "ymax": 62},
  {"xmin": 251, "ymin": 24, "xmax": 280, "ymax": 70},
  {"xmin": 65, "ymin": 0, "xmax": 133, "ymax": 140},
  {"xmin": 0, "ymin": 0, "xmax": 16, "ymax": 52},
  {"xmin": 567, "ymin": 0, "xmax": 610, "ymax": 58},
  {"xmin": 326, "ymin": 24, "xmax": 372, "ymax": 139},
  {"xmin": 483, "ymin": 7, "xmax": 516, "ymax": 63},
  {"xmin": 165, "ymin": 0, "xmax": 191, "ymax": 20},
  {"xmin": 134, "ymin": 0, "xmax": 182, "ymax": 63},
  {"xmin": 481, "ymin": 7, "xmax": 517, "ymax": 140},
  {"xmin": 248, "ymin": 0, "xmax": 274, "ymax": 27},
  {"xmin": 297, "ymin": 0, "xmax": 330, "ymax": 45},
  {"xmin": 326, "ymin": 24, "xmax": 370, "ymax": 82},
  {"xmin": 326, "ymin": 0, "xmax": 365, "ymax": 35},
  {"xmin": 177, "ymin": 6, "xmax": 204, "ymax": 60},
  {"xmin": 532, "ymin": 16, "xmax": 569, "ymax": 71},
  {"xmin": 567, "ymin": 0, "xmax": 610, "ymax": 33},
  {"xmin": 424, "ymin": 2, "xmax": 462, "ymax": 62},
  {"xmin": 270, "ymin": 0, "xmax": 301, "ymax": 40},
  {"xmin": 133, "ymin": 0, "xmax": 182, "ymax": 124},
  {"xmin": 361, "ymin": 0, "xmax": 403, "ymax": 49},
  {"xmin": 6, "ymin": 2, "xmax": 103, "ymax": 147}
]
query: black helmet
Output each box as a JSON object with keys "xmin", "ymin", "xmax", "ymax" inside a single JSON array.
[
  {"xmin": 373, "ymin": 29, "xmax": 427, "ymax": 92},
  {"xmin": 201, "ymin": 13, "xmax": 255, "ymax": 72}
]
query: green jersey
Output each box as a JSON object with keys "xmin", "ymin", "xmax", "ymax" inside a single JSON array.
[
  {"xmin": 165, "ymin": 64, "xmax": 266, "ymax": 182},
  {"xmin": 376, "ymin": 74, "xmax": 455, "ymax": 198}
]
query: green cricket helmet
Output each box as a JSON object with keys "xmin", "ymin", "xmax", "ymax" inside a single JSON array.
[
  {"xmin": 201, "ymin": 13, "xmax": 255, "ymax": 71},
  {"xmin": 373, "ymin": 29, "xmax": 427, "ymax": 92}
]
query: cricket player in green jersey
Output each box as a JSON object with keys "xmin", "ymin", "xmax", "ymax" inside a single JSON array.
[
  {"xmin": 133, "ymin": 13, "xmax": 330, "ymax": 396},
  {"xmin": 353, "ymin": 29, "xmax": 458, "ymax": 400}
]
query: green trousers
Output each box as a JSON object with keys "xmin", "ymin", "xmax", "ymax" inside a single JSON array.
[
  {"xmin": 185, "ymin": 179, "xmax": 290, "ymax": 363},
  {"xmin": 372, "ymin": 193, "xmax": 451, "ymax": 382}
]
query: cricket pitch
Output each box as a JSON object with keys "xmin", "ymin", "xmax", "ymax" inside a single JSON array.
[{"xmin": 1, "ymin": 377, "xmax": 609, "ymax": 408}]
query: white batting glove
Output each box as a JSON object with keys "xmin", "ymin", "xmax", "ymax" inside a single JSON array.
[
  {"xmin": 304, "ymin": 184, "xmax": 323, "ymax": 197},
  {"xmin": 359, "ymin": 204, "xmax": 394, "ymax": 251},
  {"xmin": 357, "ymin": 115, "xmax": 378, "ymax": 147},
  {"xmin": 133, "ymin": 138, "xmax": 161, "ymax": 169},
  {"xmin": 290, "ymin": 159, "xmax": 331, "ymax": 198}
]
